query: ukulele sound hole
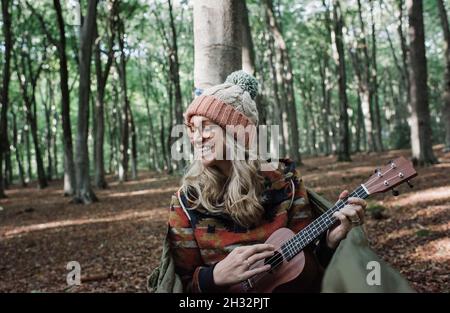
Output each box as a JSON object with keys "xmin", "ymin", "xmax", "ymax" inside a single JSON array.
[{"xmin": 264, "ymin": 250, "xmax": 282, "ymax": 273}]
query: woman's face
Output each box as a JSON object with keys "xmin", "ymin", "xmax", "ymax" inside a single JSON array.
[{"xmin": 185, "ymin": 115, "xmax": 226, "ymax": 168}]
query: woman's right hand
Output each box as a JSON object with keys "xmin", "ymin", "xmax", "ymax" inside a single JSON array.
[{"xmin": 213, "ymin": 243, "xmax": 275, "ymax": 287}]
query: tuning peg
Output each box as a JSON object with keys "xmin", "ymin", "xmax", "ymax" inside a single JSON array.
[
  {"xmin": 407, "ymin": 181, "xmax": 414, "ymax": 188},
  {"xmin": 392, "ymin": 189, "xmax": 399, "ymax": 196}
]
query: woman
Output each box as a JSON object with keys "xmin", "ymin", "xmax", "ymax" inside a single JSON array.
[{"xmin": 167, "ymin": 71, "xmax": 367, "ymax": 293}]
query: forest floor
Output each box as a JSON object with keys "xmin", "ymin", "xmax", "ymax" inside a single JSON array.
[{"xmin": 0, "ymin": 145, "xmax": 449, "ymax": 293}]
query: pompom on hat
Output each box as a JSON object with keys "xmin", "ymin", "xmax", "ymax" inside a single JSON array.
[{"xmin": 184, "ymin": 70, "xmax": 259, "ymax": 129}]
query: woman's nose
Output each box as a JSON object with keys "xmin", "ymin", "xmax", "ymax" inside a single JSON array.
[{"xmin": 192, "ymin": 129, "xmax": 202, "ymax": 142}]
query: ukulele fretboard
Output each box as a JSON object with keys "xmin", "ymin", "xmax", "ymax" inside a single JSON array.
[{"xmin": 281, "ymin": 185, "xmax": 369, "ymax": 261}]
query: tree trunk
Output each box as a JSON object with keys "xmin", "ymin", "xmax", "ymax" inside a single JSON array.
[
  {"xmin": 74, "ymin": 0, "xmax": 98, "ymax": 203},
  {"xmin": 265, "ymin": 29, "xmax": 286, "ymax": 157},
  {"xmin": 397, "ymin": 0, "xmax": 411, "ymax": 112},
  {"xmin": 241, "ymin": 0, "xmax": 266, "ymax": 124},
  {"xmin": 93, "ymin": 73, "xmax": 107, "ymax": 188},
  {"xmin": 193, "ymin": 0, "xmax": 242, "ymax": 88},
  {"xmin": 25, "ymin": 126, "xmax": 32, "ymax": 182},
  {"xmin": 356, "ymin": 0, "xmax": 377, "ymax": 152},
  {"xmin": 52, "ymin": 104, "xmax": 58, "ymax": 177},
  {"xmin": 129, "ymin": 105, "xmax": 137, "ymax": 179},
  {"xmin": 93, "ymin": 4, "xmax": 116, "ymax": 188},
  {"xmin": 407, "ymin": 0, "xmax": 438, "ymax": 165},
  {"xmin": 160, "ymin": 114, "xmax": 170, "ymax": 171},
  {"xmin": 321, "ymin": 0, "xmax": 333, "ymax": 155},
  {"xmin": 42, "ymin": 81, "xmax": 53, "ymax": 180},
  {"xmin": 332, "ymin": 0, "xmax": 351, "ymax": 161},
  {"xmin": 437, "ymin": 0, "xmax": 450, "ymax": 152},
  {"xmin": 11, "ymin": 111, "xmax": 26, "ymax": 187},
  {"xmin": 370, "ymin": 0, "xmax": 384, "ymax": 151},
  {"xmin": 168, "ymin": 0, "xmax": 184, "ymax": 172},
  {"xmin": 264, "ymin": 0, "xmax": 301, "ymax": 163},
  {"xmin": 141, "ymin": 64, "xmax": 160, "ymax": 171},
  {"xmin": 386, "ymin": 28, "xmax": 410, "ymax": 142},
  {"xmin": 356, "ymin": 91, "xmax": 364, "ymax": 152},
  {"xmin": 117, "ymin": 18, "xmax": 130, "ymax": 182},
  {"xmin": 54, "ymin": 0, "xmax": 76, "ymax": 196},
  {"xmin": 4, "ymin": 135, "xmax": 11, "ymax": 187},
  {"xmin": 0, "ymin": 0, "xmax": 12, "ymax": 197},
  {"xmin": 29, "ymin": 112, "xmax": 48, "ymax": 188}
]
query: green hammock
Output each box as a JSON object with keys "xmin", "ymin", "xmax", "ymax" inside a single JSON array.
[{"xmin": 147, "ymin": 188, "xmax": 414, "ymax": 293}]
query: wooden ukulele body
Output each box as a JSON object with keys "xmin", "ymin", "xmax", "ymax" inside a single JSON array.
[{"xmin": 229, "ymin": 227, "xmax": 310, "ymax": 293}]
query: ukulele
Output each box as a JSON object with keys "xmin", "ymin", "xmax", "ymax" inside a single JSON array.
[{"xmin": 229, "ymin": 156, "xmax": 418, "ymax": 293}]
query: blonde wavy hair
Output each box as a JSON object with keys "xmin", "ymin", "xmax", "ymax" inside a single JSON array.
[{"xmin": 181, "ymin": 145, "xmax": 266, "ymax": 229}]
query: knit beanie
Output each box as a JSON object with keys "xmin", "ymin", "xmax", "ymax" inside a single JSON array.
[{"xmin": 184, "ymin": 70, "xmax": 259, "ymax": 129}]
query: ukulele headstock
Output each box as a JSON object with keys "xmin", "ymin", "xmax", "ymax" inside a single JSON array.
[{"xmin": 363, "ymin": 156, "xmax": 417, "ymax": 195}]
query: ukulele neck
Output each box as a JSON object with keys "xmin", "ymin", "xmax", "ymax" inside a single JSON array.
[{"xmin": 281, "ymin": 185, "xmax": 369, "ymax": 261}]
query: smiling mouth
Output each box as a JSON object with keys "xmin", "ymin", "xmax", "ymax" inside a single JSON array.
[{"xmin": 194, "ymin": 144, "xmax": 214, "ymax": 154}]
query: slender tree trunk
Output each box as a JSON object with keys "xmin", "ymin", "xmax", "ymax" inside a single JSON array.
[
  {"xmin": 24, "ymin": 126, "xmax": 32, "ymax": 182},
  {"xmin": 265, "ymin": 29, "xmax": 286, "ymax": 157},
  {"xmin": 160, "ymin": 114, "xmax": 170, "ymax": 171},
  {"xmin": 28, "ymin": 108, "xmax": 48, "ymax": 188},
  {"xmin": 386, "ymin": 28, "xmax": 410, "ymax": 129},
  {"xmin": 127, "ymin": 104, "xmax": 137, "ymax": 179},
  {"xmin": 0, "ymin": 0, "xmax": 12, "ymax": 197},
  {"xmin": 54, "ymin": 0, "xmax": 76, "ymax": 196},
  {"xmin": 241, "ymin": 0, "xmax": 268, "ymax": 124},
  {"xmin": 318, "ymin": 51, "xmax": 331, "ymax": 155},
  {"xmin": 141, "ymin": 67, "xmax": 160, "ymax": 171},
  {"xmin": 42, "ymin": 81, "xmax": 53, "ymax": 180},
  {"xmin": 437, "ymin": 0, "xmax": 450, "ymax": 152},
  {"xmin": 11, "ymin": 111, "xmax": 26, "ymax": 187},
  {"xmin": 321, "ymin": 0, "xmax": 334, "ymax": 155},
  {"xmin": 332, "ymin": 0, "xmax": 351, "ymax": 161},
  {"xmin": 4, "ymin": 135, "xmax": 11, "ymax": 187},
  {"xmin": 93, "ymin": 5, "xmax": 116, "ymax": 188},
  {"xmin": 52, "ymin": 106, "xmax": 58, "ymax": 177},
  {"xmin": 356, "ymin": 0, "xmax": 377, "ymax": 152},
  {"xmin": 407, "ymin": 0, "xmax": 437, "ymax": 165},
  {"xmin": 356, "ymin": 91, "xmax": 364, "ymax": 152},
  {"xmin": 304, "ymin": 88, "xmax": 317, "ymax": 156},
  {"xmin": 110, "ymin": 84, "xmax": 120, "ymax": 174},
  {"xmin": 264, "ymin": 0, "xmax": 301, "ymax": 163},
  {"xmin": 116, "ymin": 17, "xmax": 130, "ymax": 182},
  {"xmin": 398, "ymin": 0, "xmax": 411, "ymax": 111},
  {"xmin": 106, "ymin": 92, "xmax": 113, "ymax": 174},
  {"xmin": 370, "ymin": 0, "xmax": 384, "ymax": 151},
  {"xmin": 93, "ymin": 42, "xmax": 105, "ymax": 188},
  {"xmin": 167, "ymin": 0, "xmax": 184, "ymax": 172},
  {"xmin": 74, "ymin": 0, "xmax": 98, "ymax": 203}
]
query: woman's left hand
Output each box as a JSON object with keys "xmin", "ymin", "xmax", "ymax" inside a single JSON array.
[{"xmin": 326, "ymin": 190, "xmax": 367, "ymax": 249}]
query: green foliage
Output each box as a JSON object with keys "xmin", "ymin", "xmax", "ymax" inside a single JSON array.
[{"xmin": 416, "ymin": 229, "xmax": 431, "ymax": 237}]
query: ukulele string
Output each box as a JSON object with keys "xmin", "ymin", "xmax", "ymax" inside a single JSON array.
[
  {"xmin": 280, "ymin": 186, "xmax": 366, "ymax": 264},
  {"xmin": 363, "ymin": 165, "xmax": 397, "ymax": 188},
  {"xmin": 247, "ymin": 187, "xmax": 366, "ymax": 288},
  {"xmin": 364, "ymin": 174, "xmax": 402, "ymax": 192}
]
